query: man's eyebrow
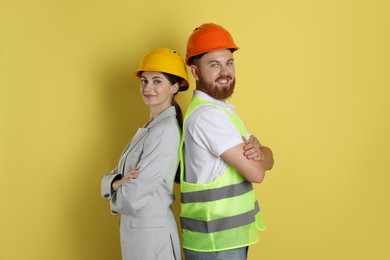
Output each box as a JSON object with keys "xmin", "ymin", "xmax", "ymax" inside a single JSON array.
[{"xmin": 207, "ymin": 58, "xmax": 234, "ymax": 64}]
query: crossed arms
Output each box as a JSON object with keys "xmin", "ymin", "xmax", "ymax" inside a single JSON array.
[{"xmin": 221, "ymin": 135, "xmax": 274, "ymax": 183}]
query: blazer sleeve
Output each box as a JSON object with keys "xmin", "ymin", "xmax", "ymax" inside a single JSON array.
[
  {"xmin": 110, "ymin": 122, "xmax": 180, "ymax": 215},
  {"xmin": 101, "ymin": 170, "xmax": 121, "ymax": 200}
]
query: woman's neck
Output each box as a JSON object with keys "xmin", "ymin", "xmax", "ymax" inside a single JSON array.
[{"xmin": 149, "ymin": 104, "xmax": 171, "ymax": 122}]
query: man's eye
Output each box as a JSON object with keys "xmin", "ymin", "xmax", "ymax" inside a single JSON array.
[{"xmin": 210, "ymin": 63, "xmax": 219, "ymax": 68}]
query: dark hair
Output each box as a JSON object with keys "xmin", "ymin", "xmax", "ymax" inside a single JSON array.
[
  {"xmin": 162, "ymin": 72, "xmax": 184, "ymax": 86},
  {"xmin": 162, "ymin": 72, "xmax": 184, "ymax": 183},
  {"xmin": 187, "ymin": 53, "xmax": 205, "ymax": 66},
  {"xmin": 161, "ymin": 72, "xmax": 184, "ymax": 129}
]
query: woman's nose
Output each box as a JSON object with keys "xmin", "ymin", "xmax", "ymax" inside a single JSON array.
[{"xmin": 142, "ymin": 82, "xmax": 152, "ymax": 91}]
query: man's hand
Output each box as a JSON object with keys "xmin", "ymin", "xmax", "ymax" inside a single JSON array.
[
  {"xmin": 243, "ymin": 135, "xmax": 274, "ymax": 171},
  {"xmin": 242, "ymin": 135, "xmax": 263, "ymax": 161}
]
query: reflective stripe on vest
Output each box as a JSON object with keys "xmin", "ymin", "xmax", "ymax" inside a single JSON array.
[
  {"xmin": 181, "ymin": 200, "xmax": 260, "ymax": 233},
  {"xmin": 180, "ymin": 95, "xmax": 266, "ymax": 252},
  {"xmin": 181, "ymin": 180, "xmax": 253, "ymax": 203}
]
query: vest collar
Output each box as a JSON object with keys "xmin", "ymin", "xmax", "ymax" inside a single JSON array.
[{"xmin": 194, "ymin": 90, "xmax": 235, "ymax": 111}]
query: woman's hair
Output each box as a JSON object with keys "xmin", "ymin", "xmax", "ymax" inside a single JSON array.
[
  {"xmin": 162, "ymin": 72, "xmax": 184, "ymax": 183},
  {"xmin": 162, "ymin": 72, "xmax": 184, "ymax": 130}
]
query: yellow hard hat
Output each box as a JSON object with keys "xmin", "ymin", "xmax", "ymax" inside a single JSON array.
[{"xmin": 133, "ymin": 48, "xmax": 189, "ymax": 91}]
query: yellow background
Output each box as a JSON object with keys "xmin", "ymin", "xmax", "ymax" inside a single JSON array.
[{"xmin": 1, "ymin": 0, "xmax": 389, "ymax": 259}]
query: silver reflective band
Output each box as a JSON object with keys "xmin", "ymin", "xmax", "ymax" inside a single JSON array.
[
  {"xmin": 181, "ymin": 181, "xmax": 253, "ymax": 203},
  {"xmin": 181, "ymin": 201, "xmax": 260, "ymax": 233}
]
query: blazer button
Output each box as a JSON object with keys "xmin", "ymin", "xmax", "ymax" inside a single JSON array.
[{"xmin": 104, "ymin": 193, "xmax": 110, "ymax": 198}]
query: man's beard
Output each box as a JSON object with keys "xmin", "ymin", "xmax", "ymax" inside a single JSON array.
[{"xmin": 199, "ymin": 76, "xmax": 236, "ymax": 100}]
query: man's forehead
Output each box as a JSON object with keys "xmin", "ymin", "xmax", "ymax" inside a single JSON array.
[{"xmin": 202, "ymin": 49, "xmax": 233, "ymax": 62}]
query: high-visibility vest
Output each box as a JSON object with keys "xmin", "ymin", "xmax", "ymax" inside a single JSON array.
[{"xmin": 180, "ymin": 95, "xmax": 266, "ymax": 252}]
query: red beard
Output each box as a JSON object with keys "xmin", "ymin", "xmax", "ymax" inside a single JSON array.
[{"xmin": 199, "ymin": 77, "xmax": 236, "ymax": 100}]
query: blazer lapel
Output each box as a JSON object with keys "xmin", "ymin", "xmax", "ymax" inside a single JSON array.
[
  {"xmin": 127, "ymin": 128, "xmax": 149, "ymax": 151},
  {"xmin": 118, "ymin": 128, "xmax": 149, "ymax": 175},
  {"xmin": 117, "ymin": 107, "xmax": 176, "ymax": 175}
]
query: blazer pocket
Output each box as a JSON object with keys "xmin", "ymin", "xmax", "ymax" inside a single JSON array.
[{"xmin": 131, "ymin": 216, "xmax": 166, "ymax": 228}]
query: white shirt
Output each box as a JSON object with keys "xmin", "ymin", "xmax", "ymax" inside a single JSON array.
[{"xmin": 184, "ymin": 90, "xmax": 250, "ymax": 183}]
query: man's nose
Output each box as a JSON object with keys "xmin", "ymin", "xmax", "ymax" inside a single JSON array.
[{"xmin": 219, "ymin": 65, "xmax": 228, "ymax": 75}]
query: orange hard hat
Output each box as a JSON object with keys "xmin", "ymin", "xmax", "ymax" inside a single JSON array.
[{"xmin": 185, "ymin": 23, "xmax": 239, "ymax": 65}]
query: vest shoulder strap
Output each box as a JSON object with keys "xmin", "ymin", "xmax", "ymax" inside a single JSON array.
[{"xmin": 184, "ymin": 95, "xmax": 246, "ymax": 135}]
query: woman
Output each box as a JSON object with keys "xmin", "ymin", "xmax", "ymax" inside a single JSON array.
[{"xmin": 101, "ymin": 48, "xmax": 189, "ymax": 260}]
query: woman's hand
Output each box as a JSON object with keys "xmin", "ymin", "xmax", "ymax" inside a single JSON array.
[{"xmin": 112, "ymin": 166, "xmax": 141, "ymax": 192}]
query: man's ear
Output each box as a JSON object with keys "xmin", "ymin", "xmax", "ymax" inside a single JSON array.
[{"xmin": 190, "ymin": 65, "xmax": 200, "ymax": 81}]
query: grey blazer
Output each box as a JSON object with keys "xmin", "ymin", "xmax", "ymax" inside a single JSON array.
[{"xmin": 101, "ymin": 107, "xmax": 181, "ymax": 260}]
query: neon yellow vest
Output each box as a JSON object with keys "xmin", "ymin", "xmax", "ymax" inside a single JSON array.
[{"xmin": 180, "ymin": 95, "xmax": 266, "ymax": 252}]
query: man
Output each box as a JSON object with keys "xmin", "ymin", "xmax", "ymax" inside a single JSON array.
[{"xmin": 179, "ymin": 23, "xmax": 274, "ymax": 259}]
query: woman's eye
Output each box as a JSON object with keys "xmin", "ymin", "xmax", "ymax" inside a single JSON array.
[
  {"xmin": 141, "ymin": 79, "xmax": 148, "ymax": 84},
  {"xmin": 153, "ymin": 80, "xmax": 162, "ymax": 84}
]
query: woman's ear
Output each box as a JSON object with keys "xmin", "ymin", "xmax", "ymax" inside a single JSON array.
[
  {"xmin": 171, "ymin": 83, "xmax": 179, "ymax": 94},
  {"xmin": 190, "ymin": 65, "xmax": 200, "ymax": 81}
]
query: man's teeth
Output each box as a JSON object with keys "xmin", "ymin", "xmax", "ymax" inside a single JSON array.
[{"xmin": 218, "ymin": 79, "xmax": 228, "ymax": 83}]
